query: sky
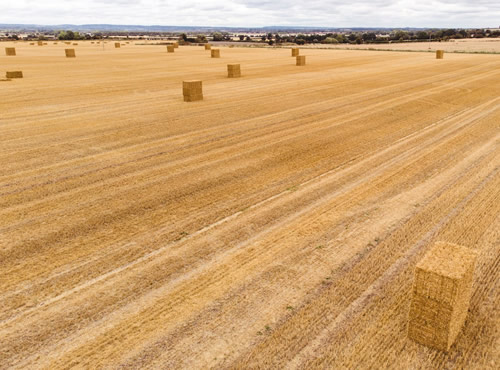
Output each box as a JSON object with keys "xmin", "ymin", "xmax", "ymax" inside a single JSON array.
[{"xmin": 1, "ymin": 0, "xmax": 499, "ymax": 28}]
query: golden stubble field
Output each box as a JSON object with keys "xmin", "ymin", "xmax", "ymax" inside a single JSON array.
[{"xmin": 0, "ymin": 41, "xmax": 499, "ymax": 369}]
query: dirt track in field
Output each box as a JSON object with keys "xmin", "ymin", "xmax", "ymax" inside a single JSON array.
[{"xmin": 0, "ymin": 42, "xmax": 499, "ymax": 369}]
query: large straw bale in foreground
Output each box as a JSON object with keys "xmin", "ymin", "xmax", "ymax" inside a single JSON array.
[
  {"xmin": 227, "ymin": 64, "xmax": 241, "ymax": 78},
  {"xmin": 5, "ymin": 47, "xmax": 16, "ymax": 56},
  {"xmin": 211, "ymin": 49, "xmax": 220, "ymax": 58},
  {"xmin": 296, "ymin": 55, "xmax": 306, "ymax": 66},
  {"xmin": 436, "ymin": 50, "xmax": 444, "ymax": 59},
  {"xmin": 183, "ymin": 80, "xmax": 203, "ymax": 102},
  {"xmin": 291, "ymin": 48, "xmax": 299, "ymax": 57},
  {"xmin": 6, "ymin": 71, "xmax": 23, "ymax": 78},
  {"xmin": 408, "ymin": 242, "xmax": 477, "ymax": 352},
  {"xmin": 65, "ymin": 49, "xmax": 76, "ymax": 58}
]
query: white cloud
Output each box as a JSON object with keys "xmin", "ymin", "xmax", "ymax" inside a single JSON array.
[{"xmin": 0, "ymin": 0, "xmax": 499, "ymax": 28}]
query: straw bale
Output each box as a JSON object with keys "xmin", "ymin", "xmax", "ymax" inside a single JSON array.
[
  {"xmin": 436, "ymin": 50, "xmax": 444, "ymax": 59},
  {"xmin": 65, "ymin": 41, "xmax": 71, "ymax": 45},
  {"xmin": 211, "ymin": 49, "xmax": 220, "ymax": 58},
  {"xmin": 115, "ymin": 43, "xmax": 121, "ymax": 48},
  {"xmin": 291, "ymin": 48, "xmax": 299, "ymax": 57},
  {"xmin": 167, "ymin": 45, "xmax": 175, "ymax": 53},
  {"xmin": 227, "ymin": 64, "xmax": 241, "ymax": 78},
  {"xmin": 183, "ymin": 80, "xmax": 203, "ymax": 102},
  {"xmin": 205, "ymin": 44, "xmax": 211, "ymax": 50},
  {"xmin": 65, "ymin": 49, "xmax": 76, "ymax": 58},
  {"xmin": 408, "ymin": 241, "xmax": 477, "ymax": 351},
  {"xmin": 6, "ymin": 71, "xmax": 23, "ymax": 78},
  {"xmin": 296, "ymin": 55, "xmax": 306, "ymax": 66},
  {"xmin": 29, "ymin": 43, "xmax": 35, "ymax": 45},
  {"xmin": 5, "ymin": 47, "xmax": 16, "ymax": 56},
  {"xmin": 173, "ymin": 42, "xmax": 179, "ymax": 48},
  {"xmin": 72, "ymin": 43, "xmax": 78, "ymax": 46},
  {"xmin": 37, "ymin": 41, "xmax": 43, "ymax": 46}
]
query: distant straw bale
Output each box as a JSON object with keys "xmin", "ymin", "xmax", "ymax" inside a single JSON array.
[
  {"xmin": 5, "ymin": 47, "xmax": 16, "ymax": 56},
  {"xmin": 436, "ymin": 50, "xmax": 444, "ymax": 59},
  {"xmin": 115, "ymin": 43, "xmax": 121, "ymax": 48},
  {"xmin": 72, "ymin": 43, "xmax": 78, "ymax": 46},
  {"xmin": 296, "ymin": 55, "xmax": 306, "ymax": 66},
  {"xmin": 183, "ymin": 80, "xmax": 203, "ymax": 102},
  {"xmin": 227, "ymin": 64, "xmax": 241, "ymax": 78},
  {"xmin": 167, "ymin": 45, "xmax": 175, "ymax": 53},
  {"xmin": 205, "ymin": 44, "xmax": 211, "ymax": 50},
  {"xmin": 6, "ymin": 71, "xmax": 23, "ymax": 78},
  {"xmin": 408, "ymin": 241, "xmax": 477, "ymax": 352},
  {"xmin": 173, "ymin": 42, "xmax": 179, "ymax": 48},
  {"xmin": 65, "ymin": 49, "xmax": 76, "ymax": 58},
  {"xmin": 37, "ymin": 41, "xmax": 43, "ymax": 46},
  {"xmin": 291, "ymin": 48, "xmax": 299, "ymax": 57},
  {"xmin": 211, "ymin": 49, "xmax": 220, "ymax": 58}
]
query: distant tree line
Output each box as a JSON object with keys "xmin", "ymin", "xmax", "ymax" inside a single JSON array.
[
  {"xmin": 207, "ymin": 29, "xmax": 500, "ymax": 45},
  {"xmin": 57, "ymin": 30, "xmax": 103, "ymax": 40}
]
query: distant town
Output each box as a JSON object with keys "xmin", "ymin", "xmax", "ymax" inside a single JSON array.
[{"xmin": 1, "ymin": 24, "xmax": 499, "ymax": 45}]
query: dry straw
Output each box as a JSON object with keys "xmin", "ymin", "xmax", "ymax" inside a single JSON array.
[
  {"xmin": 296, "ymin": 55, "xmax": 306, "ymax": 66},
  {"xmin": 211, "ymin": 49, "xmax": 220, "ymax": 58},
  {"xmin": 5, "ymin": 47, "xmax": 16, "ymax": 56},
  {"xmin": 29, "ymin": 42, "xmax": 35, "ymax": 45},
  {"xmin": 227, "ymin": 64, "xmax": 241, "ymax": 78},
  {"xmin": 436, "ymin": 50, "xmax": 444, "ymax": 59},
  {"xmin": 37, "ymin": 41, "xmax": 43, "ymax": 46},
  {"xmin": 291, "ymin": 48, "xmax": 299, "ymax": 57},
  {"xmin": 167, "ymin": 45, "xmax": 175, "ymax": 53},
  {"xmin": 72, "ymin": 43, "xmax": 78, "ymax": 46},
  {"xmin": 65, "ymin": 49, "xmax": 76, "ymax": 58},
  {"xmin": 408, "ymin": 241, "xmax": 477, "ymax": 352},
  {"xmin": 115, "ymin": 42, "xmax": 121, "ymax": 48},
  {"xmin": 6, "ymin": 71, "xmax": 23, "ymax": 78},
  {"xmin": 65, "ymin": 41, "xmax": 71, "ymax": 45},
  {"xmin": 173, "ymin": 42, "xmax": 179, "ymax": 48},
  {"xmin": 183, "ymin": 80, "xmax": 203, "ymax": 102},
  {"xmin": 205, "ymin": 43, "xmax": 211, "ymax": 50}
]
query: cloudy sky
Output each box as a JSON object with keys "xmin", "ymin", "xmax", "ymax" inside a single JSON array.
[{"xmin": 1, "ymin": 0, "xmax": 499, "ymax": 28}]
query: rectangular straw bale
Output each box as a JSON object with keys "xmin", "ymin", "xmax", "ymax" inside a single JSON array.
[
  {"xmin": 436, "ymin": 50, "xmax": 444, "ymax": 59},
  {"xmin": 5, "ymin": 47, "xmax": 16, "ymax": 56},
  {"xmin": 65, "ymin": 49, "xmax": 76, "ymax": 58},
  {"xmin": 205, "ymin": 43, "xmax": 211, "ymax": 50},
  {"xmin": 6, "ymin": 71, "xmax": 23, "ymax": 78},
  {"xmin": 37, "ymin": 41, "xmax": 43, "ymax": 46},
  {"xmin": 296, "ymin": 55, "xmax": 306, "ymax": 66},
  {"xmin": 167, "ymin": 45, "xmax": 175, "ymax": 53},
  {"xmin": 43, "ymin": 42, "xmax": 48, "ymax": 45},
  {"xmin": 227, "ymin": 64, "xmax": 241, "ymax": 78},
  {"xmin": 115, "ymin": 42, "xmax": 121, "ymax": 48},
  {"xmin": 183, "ymin": 80, "xmax": 203, "ymax": 102},
  {"xmin": 408, "ymin": 241, "xmax": 477, "ymax": 352},
  {"xmin": 291, "ymin": 48, "xmax": 299, "ymax": 57},
  {"xmin": 173, "ymin": 42, "xmax": 179, "ymax": 48},
  {"xmin": 211, "ymin": 49, "xmax": 220, "ymax": 58},
  {"xmin": 65, "ymin": 41, "xmax": 71, "ymax": 45},
  {"xmin": 72, "ymin": 43, "xmax": 78, "ymax": 46},
  {"xmin": 30, "ymin": 42, "xmax": 35, "ymax": 45}
]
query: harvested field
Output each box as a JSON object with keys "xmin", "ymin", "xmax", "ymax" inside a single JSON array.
[
  {"xmin": 300, "ymin": 38, "xmax": 500, "ymax": 53},
  {"xmin": 0, "ymin": 41, "xmax": 499, "ymax": 369}
]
